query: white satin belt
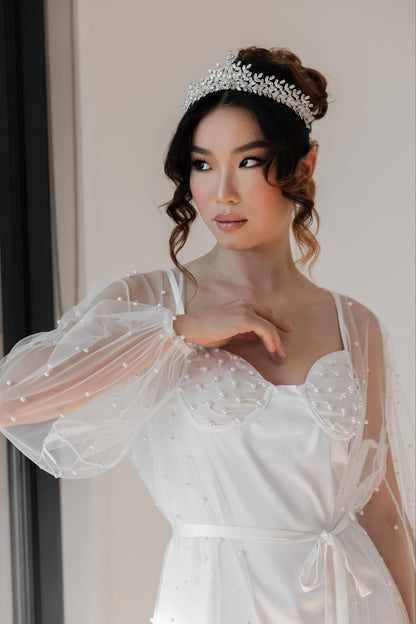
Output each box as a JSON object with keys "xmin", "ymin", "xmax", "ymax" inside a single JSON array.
[{"xmin": 172, "ymin": 512, "xmax": 372, "ymax": 624}]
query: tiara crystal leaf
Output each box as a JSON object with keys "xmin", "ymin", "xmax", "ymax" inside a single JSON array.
[{"xmin": 183, "ymin": 50, "xmax": 315, "ymax": 129}]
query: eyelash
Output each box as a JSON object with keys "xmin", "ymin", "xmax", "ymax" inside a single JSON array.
[{"xmin": 190, "ymin": 157, "xmax": 264, "ymax": 171}]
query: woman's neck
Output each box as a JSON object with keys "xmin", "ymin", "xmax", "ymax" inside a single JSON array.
[{"xmin": 187, "ymin": 244, "xmax": 312, "ymax": 298}]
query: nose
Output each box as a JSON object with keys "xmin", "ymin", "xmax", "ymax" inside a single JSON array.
[{"xmin": 215, "ymin": 169, "xmax": 239, "ymax": 206}]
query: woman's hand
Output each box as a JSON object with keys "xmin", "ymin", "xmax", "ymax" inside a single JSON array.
[{"xmin": 172, "ymin": 300, "xmax": 292, "ymax": 363}]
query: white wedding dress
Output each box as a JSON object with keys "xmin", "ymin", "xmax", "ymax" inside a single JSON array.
[{"xmin": 0, "ymin": 268, "xmax": 414, "ymax": 624}]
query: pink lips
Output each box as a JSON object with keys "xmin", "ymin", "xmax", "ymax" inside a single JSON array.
[{"xmin": 214, "ymin": 213, "xmax": 247, "ymax": 232}]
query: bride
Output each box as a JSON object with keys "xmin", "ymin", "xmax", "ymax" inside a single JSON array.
[{"xmin": 1, "ymin": 46, "xmax": 414, "ymax": 624}]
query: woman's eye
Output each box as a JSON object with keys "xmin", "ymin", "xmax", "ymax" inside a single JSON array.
[
  {"xmin": 191, "ymin": 159, "xmax": 210, "ymax": 171},
  {"xmin": 240, "ymin": 157, "xmax": 263, "ymax": 168}
]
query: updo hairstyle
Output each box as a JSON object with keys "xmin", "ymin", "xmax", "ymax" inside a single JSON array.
[{"xmin": 161, "ymin": 46, "xmax": 329, "ymax": 283}]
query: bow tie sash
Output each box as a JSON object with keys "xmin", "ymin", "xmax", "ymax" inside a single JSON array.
[{"xmin": 172, "ymin": 513, "xmax": 372, "ymax": 624}]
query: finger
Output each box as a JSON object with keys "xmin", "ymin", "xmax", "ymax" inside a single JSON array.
[
  {"xmin": 247, "ymin": 316, "xmax": 287, "ymax": 359},
  {"xmin": 233, "ymin": 332, "xmax": 261, "ymax": 342},
  {"xmin": 248, "ymin": 308, "xmax": 288, "ymax": 357}
]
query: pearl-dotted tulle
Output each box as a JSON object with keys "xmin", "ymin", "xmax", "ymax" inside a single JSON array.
[{"xmin": 0, "ymin": 267, "xmax": 414, "ymax": 623}]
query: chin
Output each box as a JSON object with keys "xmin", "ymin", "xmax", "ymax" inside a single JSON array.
[{"xmin": 215, "ymin": 237, "xmax": 254, "ymax": 251}]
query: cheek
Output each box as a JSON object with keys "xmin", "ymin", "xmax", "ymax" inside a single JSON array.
[
  {"xmin": 245, "ymin": 178, "xmax": 283, "ymax": 207},
  {"xmin": 190, "ymin": 174, "xmax": 211, "ymax": 209}
]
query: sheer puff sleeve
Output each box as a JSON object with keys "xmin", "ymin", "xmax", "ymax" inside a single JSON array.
[
  {"xmin": 340, "ymin": 295, "xmax": 415, "ymax": 619},
  {"xmin": 0, "ymin": 271, "xmax": 192, "ymax": 478}
]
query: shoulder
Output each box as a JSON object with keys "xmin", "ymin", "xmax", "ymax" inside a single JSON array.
[
  {"xmin": 121, "ymin": 268, "xmax": 176, "ymax": 308},
  {"xmin": 334, "ymin": 290, "xmax": 383, "ymax": 341}
]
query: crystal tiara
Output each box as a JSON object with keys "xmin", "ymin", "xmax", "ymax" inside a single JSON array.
[{"xmin": 183, "ymin": 51, "xmax": 315, "ymax": 130}]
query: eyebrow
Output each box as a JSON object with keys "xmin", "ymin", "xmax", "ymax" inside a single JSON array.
[{"xmin": 190, "ymin": 140, "xmax": 269, "ymax": 155}]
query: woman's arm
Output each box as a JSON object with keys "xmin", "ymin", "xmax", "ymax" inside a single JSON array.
[
  {"xmin": 354, "ymin": 305, "xmax": 415, "ymax": 623},
  {"xmin": 0, "ymin": 276, "xmax": 189, "ymax": 427},
  {"xmin": 357, "ymin": 448, "xmax": 416, "ymax": 624}
]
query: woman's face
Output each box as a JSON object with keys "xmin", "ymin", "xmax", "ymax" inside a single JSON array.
[{"xmin": 189, "ymin": 106, "xmax": 293, "ymax": 252}]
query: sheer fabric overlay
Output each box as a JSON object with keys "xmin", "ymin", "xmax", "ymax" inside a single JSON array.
[
  {"xmin": 0, "ymin": 268, "xmax": 414, "ymax": 622},
  {"xmin": 0, "ymin": 272, "xmax": 191, "ymax": 477}
]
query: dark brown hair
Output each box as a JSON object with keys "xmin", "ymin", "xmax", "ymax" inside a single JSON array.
[{"xmin": 161, "ymin": 46, "xmax": 329, "ymax": 284}]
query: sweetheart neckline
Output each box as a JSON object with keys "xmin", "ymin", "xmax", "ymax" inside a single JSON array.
[
  {"xmin": 210, "ymin": 347, "xmax": 350, "ymax": 390},
  {"xmin": 170, "ymin": 266, "xmax": 351, "ymax": 390}
]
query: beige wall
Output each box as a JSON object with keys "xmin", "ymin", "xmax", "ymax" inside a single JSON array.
[{"xmin": 44, "ymin": 0, "xmax": 414, "ymax": 622}]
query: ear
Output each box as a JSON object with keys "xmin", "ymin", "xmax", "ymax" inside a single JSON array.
[{"xmin": 297, "ymin": 148, "xmax": 317, "ymax": 180}]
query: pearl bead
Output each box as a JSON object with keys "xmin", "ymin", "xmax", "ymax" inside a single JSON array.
[
  {"xmin": 44, "ymin": 371, "xmax": 50, "ymax": 377},
  {"xmin": 132, "ymin": 301, "xmax": 139, "ymax": 306},
  {"xmin": 189, "ymin": 404, "xmax": 197, "ymax": 410},
  {"xmin": 184, "ymin": 373, "xmax": 190, "ymax": 379},
  {"xmin": 234, "ymin": 416, "xmax": 242, "ymax": 423},
  {"xmin": 75, "ymin": 345, "xmax": 81, "ymax": 352},
  {"xmin": 213, "ymin": 375, "xmax": 220, "ymax": 381},
  {"xmin": 313, "ymin": 386, "xmax": 321, "ymax": 393},
  {"xmin": 171, "ymin": 314, "xmax": 177, "ymax": 321},
  {"xmin": 256, "ymin": 399, "xmax": 264, "ymax": 406},
  {"xmin": 219, "ymin": 390, "xmax": 227, "ymax": 398},
  {"xmin": 248, "ymin": 370, "xmax": 255, "ymax": 376},
  {"xmin": 161, "ymin": 290, "xmax": 166, "ymax": 295},
  {"xmin": 196, "ymin": 383, "xmax": 203, "ymax": 389},
  {"xmin": 19, "ymin": 396, "xmax": 26, "ymax": 402},
  {"xmin": 10, "ymin": 416, "xmax": 16, "ymax": 422},
  {"xmin": 204, "ymin": 400, "xmax": 213, "ymax": 407},
  {"xmin": 85, "ymin": 391, "xmax": 91, "ymax": 397},
  {"xmin": 347, "ymin": 301, "xmax": 352, "ymax": 306},
  {"xmin": 122, "ymin": 362, "xmax": 128, "ymax": 368},
  {"xmin": 393, "ymin": 525, "xmax": 399, "ymax": 530},
  {"xmin": 117, "ymin": 296, "xmax": 123, "ymax": 302},
  {"xmin": 83, "ymin": 347, "xmax": 89, "ymax": 353},
  {"xmin": 218, "ymin": 359, "xmax": 224, "ymax": 365},
  {"xmin": 6, "ymin": 380, "xmax": 13, "ymax": 386},
  {"xmin": 328, "ymin": 386, "xmax": 335, "ymax": 392},
  {"xmin": 200, "ymin": 366, "xmax": 208, "ymax": 372},
  {"xmin": 204, "ymin": 352, "xmax": 211, "ymax": 359},
  {"xmin": 177, "ymin": 386, "xmax": 184, "ymax": 393},
  {"xmin": 153, "ymin": 369, "xmax": 159, "ymax": 374},
  {"xmin": 222, "ymin": 408, "xmax": 231, "ymax": 415}
]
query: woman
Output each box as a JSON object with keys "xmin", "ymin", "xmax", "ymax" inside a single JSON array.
[{"xmin": 0, "ymin": 46, "xmax": 414, "ymax": 623}]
